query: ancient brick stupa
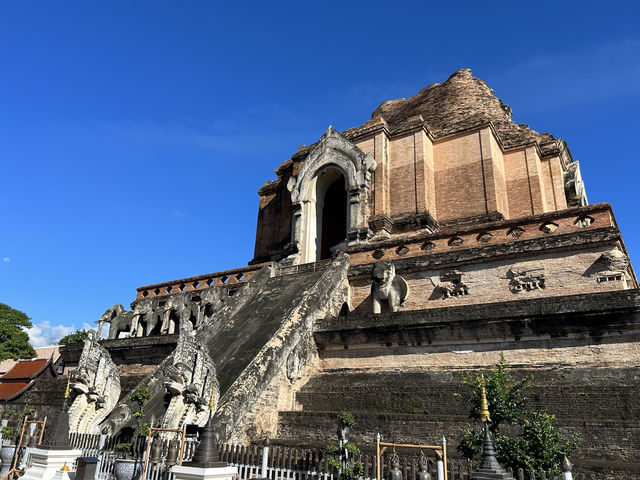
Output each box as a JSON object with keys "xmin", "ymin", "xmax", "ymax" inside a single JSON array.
[{"xmin": 5, "ymin": 69, "xmax": 639, "ymax": 477}]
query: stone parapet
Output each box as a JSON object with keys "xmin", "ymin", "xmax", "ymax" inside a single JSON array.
[
  {"xmin": 135, "ymin": 264, "xmax": 266, "ymax": 300},
  {"xmin": 315, "ymin": 288, "xmax": 640, "ymax": 353}
]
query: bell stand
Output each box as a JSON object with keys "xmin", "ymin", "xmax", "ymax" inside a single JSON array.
[
  {"xmin": 1, "ymin": 417, "xmax": 47, "ymax": 480},
  {"xmin": 141, "ymin": 426, "xmax": 186, "ymax": 479},
  {"xmin": 375, "ymin": 438, "xmax": 447, "ymax": 480}
]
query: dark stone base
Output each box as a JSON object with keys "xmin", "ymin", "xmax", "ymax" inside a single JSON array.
[
  {"xmin": 184, "ymin": 461, "xmax": 228, "ymax": 469},
  {"xmin": 470, "ymin": 469, "xmax": 514, "ymax": 480}
]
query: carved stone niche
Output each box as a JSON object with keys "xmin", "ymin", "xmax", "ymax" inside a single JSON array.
[
  {"xmin": 438, "ymin": 269, "xmax": 469, "ymax": 298},
  {"xmin": 585, "ymin": 249, "xmax": 629, "ymax": 286},
  {"xmin": 507, "ymin": 263, "xmax": 545, "ymax": 293}
]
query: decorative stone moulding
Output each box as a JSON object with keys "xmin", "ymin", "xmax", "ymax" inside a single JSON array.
[
  {"xmin": 575, "ymin": 215, "xmax": 595, "ymax": 228},
  {"xmin": 372, "ymin": 250, "xmax": 385, "ymax": 260},
  {"xmin": 136, "ymin": 265, "xmax": 261, "ymax": 300},
  {"xmin": 597, "ymin": 274, "xmax": 623, "ymax": 283},
  {"xmin": 477, "ymin": 232, "xmax": 493, "ymax": 243},
  {"xmin": 448, "ymin": 237, "xmax": 464, "ymax": 247},
  {"xmin": 506, "ymin": 227, "xmax": 524, "ymax": 238},
  {"xmin": 539, "ymin": 222, "xmax": 558, "ymax": 234},
  {"xmin": 395, "ymin": 245, "xmax": 409, "ymax": 256},
  {"xmin": 421, "ymin": 241, "xmax": 436, "ymax": 251}
]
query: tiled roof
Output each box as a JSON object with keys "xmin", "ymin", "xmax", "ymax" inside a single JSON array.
[
  {"xmin": 1, "ymin": 359, "xmax": 49, "ymax": 380},
  {"xmin": 0, "ymin": 346, "xmax": 60, "ymax": 375},
  {"xmin": 0, "ymin": 381, "xmax": 33, "ymax": 401}
]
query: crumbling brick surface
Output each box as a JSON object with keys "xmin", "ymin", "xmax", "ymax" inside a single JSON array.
[{"xmin": 362, "ymin": 69, "xmax": 562, "ymax": 156}]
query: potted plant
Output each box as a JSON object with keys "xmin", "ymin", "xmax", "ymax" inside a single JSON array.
[
  {"xmin": 113, "ymin": 386, "xmax": 152, "ymax": 480},
  {"xmin": 0, "ymin": 409, "xmax": 21, "ymax": 476}
]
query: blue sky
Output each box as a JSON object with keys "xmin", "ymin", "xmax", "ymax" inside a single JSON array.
[{"xmin": 1, "ymin": 1, "xmax": 639, "ymax": 346}]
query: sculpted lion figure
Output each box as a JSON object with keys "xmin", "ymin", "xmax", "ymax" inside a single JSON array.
[{"xmin": 370, "ymin": 261, "xmax": 409, "ymax": 313}]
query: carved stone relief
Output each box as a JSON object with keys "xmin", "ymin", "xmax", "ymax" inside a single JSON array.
[
  {"xmin": 584, "ymin": 249, "xmax": 629, "ymax": 285},
  {"xmin": 68, "ymin": 331, "xmax": 121, "ymax": 434},
  {"xmin": 161, "ymin": 320, "xmax": 218, "ymax": 429},
  {"xmin": 507, "ymin": 263, "xmax": 545, "ymax": 293},
  {"xmin": 438, "ymin": 269, "xmax": 469, "ymax": 298}
]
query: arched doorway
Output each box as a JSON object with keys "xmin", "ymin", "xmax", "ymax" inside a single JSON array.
[
  {"xmin": 288, "ymin": 126, "xmax": 377, "ymax": 265},
  {"xmin": 314, "ymin": 169, "xmax": 347, "ymax": 261}
]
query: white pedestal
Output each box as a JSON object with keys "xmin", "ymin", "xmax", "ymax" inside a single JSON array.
[
  {"xmin": 22, "ymin": 448, "xmax": 82, "ymax": 480},
  {"xmin": 171, "ymin": 464, "xmax": 238, "ymax": 480}
]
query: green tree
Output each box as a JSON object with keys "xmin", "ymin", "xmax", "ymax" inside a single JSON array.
[
  {"xmin": 457, "ymin": 354, "xmax": 579, "ymax": 474},
  {"xmin": 58, "ymin": 329, "xmax": 90, "ymax": 346},
  {"xmin": 326, "ymin": 412, "xmax": 363, "ymax": 480},
  {"xmin": 0, "ymin": 303, "xmax": 36, "ymax": 361}
]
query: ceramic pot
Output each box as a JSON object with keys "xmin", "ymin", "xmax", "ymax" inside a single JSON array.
[
  {"xmin": 114, "ymin": 458, "xmax": 142, "ymax": 480},
  {"xmin": 0, "ymin": 445, "xmax": 17, "ymax": 476}
]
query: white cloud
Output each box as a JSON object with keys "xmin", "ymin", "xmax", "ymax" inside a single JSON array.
[
  {"xmin": 26, "ymin": 321, "xmax": 90, "ymax": 347},
  {"xmin": 2, "ymin": 257, "xmax": 10, "ymax": 263}
]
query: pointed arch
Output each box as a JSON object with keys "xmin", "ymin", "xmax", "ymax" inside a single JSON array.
[{"xmin": 288, "ymin": 126, "xmax": 376, "ymax": 263}]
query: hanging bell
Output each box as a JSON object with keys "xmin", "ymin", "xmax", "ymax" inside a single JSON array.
[
  {"xmin": 150, "ymin": 436, "xmax": 164, "ymax": 465},
  {"xmin": 416, "ymin": 455, "xmax": 431, "ymax": 480},
  {"xmin": 21, "ymin": 430, "xmax": 31, "ymax": 448},
  {"xmin": 166, "ymin": 437, "xmax": 179, "ymax": 466},
  {"xmin": 390, "ymin": 453, "xmax": 403, "ymax": 480}
]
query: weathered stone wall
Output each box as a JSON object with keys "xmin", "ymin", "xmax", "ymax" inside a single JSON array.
[
  {"xmin": 276, "ymin": 368, "xmax": 640, "ymax": 476},
  {"xmin": 282, "ymin": 289, "xmax": 640, "ymax": 477},
  {"xmin": 349, "ymin": 243, "xmax": 629, "ymax": 314}
]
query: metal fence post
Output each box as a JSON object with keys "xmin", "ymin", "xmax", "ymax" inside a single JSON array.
[{"xmin": 261, "ymin": 437, "xmax": 270, "ymax": 478}]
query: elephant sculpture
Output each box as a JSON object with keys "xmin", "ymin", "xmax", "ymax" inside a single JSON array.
[
  {"xmin": 196, "ymin": 286, "xmax": 228, "ymax": 327},
  {"xmin": 103, "ymin": 304, "xmax": 134, "ymax": 339},
  {"xmin": 129, "ymin": 297, "xmax": 160, "ymax": 337},
  {"xmin": 371, "ymin": 261, "xmax": 409, "ymax": 313},
  {"xmin": 161, "ymin": 292, "xmax": 197, "ymax": 335}
]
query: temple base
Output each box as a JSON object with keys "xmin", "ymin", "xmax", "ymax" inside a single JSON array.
[
  {"xmin": 171, "ymin": 464, "xmax": 238, "ymax": 480},
  {"xmin": 22, "ymin": 448, "xmax": 82, "ymax": 480}
]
